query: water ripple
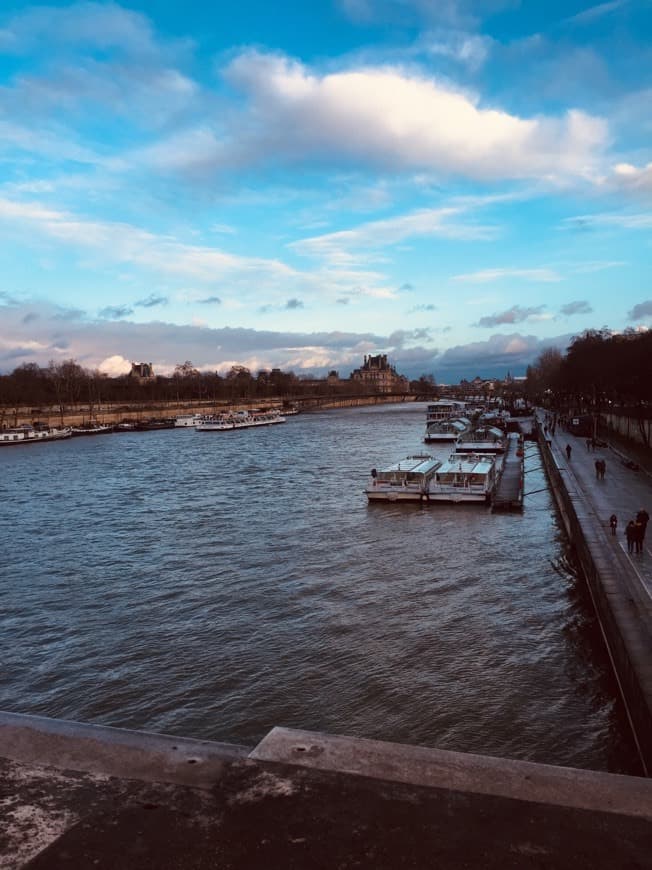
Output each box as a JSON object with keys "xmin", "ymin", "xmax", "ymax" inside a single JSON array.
[{"xmin": 0, "ymin": 404, "xmax": 640, "ymax": 773}]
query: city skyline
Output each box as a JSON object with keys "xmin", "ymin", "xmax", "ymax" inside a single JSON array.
[{"xmin": 1, "ymin": 0, "xmax": 651, "ymax": 382}]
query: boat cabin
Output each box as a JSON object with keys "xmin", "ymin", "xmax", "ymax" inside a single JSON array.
[{"xmin": 374, "ymin": 455, "xmax": 442, "ymax": 485}]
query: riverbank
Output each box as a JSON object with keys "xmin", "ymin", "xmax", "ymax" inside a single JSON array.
[{"xmin": 2, "ymin": 393, "xmax": 417, "ymax": 428}]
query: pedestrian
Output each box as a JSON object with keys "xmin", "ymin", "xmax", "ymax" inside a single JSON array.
[
  {"xmin": 634, "ymin": 520, "xmax": 644, "ymax": 554},
  {"xmin": 595, "ymin": 459, "xmax": 601, "ymax": 479},
  {"xmin": 598, "ymin": 459, "xmax": 606, "ymax": 480},
  {"xmin": 609, "ymin": 514, "xmax": 617, "ymax": 536},
  {"xmin": 636, "ymin": 508, "xmax": 649, "ymax": 546},
  {"xmin": 591, "ymin": 437, "xmax": 596, "ymax": 451},
  {"xmin": 625, "ymin": 520, "xmax": 637, "ymax": 554},
  {"xmin": 566, "ymin": 444, "xmax": 572, "ymax": 460}
]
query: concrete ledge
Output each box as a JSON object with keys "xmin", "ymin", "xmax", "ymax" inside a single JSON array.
[
  {"xmin": 0, "ymin": 711, "xmax": 249, "ymax": 789},
  {"xmin": 251, "ymin": 726, "xmax": 652, "ymax": 820}
]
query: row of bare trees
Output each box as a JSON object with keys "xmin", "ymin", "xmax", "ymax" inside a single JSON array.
[
  {"xmin": 525, "ymin": 328, "xmax": 652, "ymax": 444},
  {"xmin": 0, "ymin": 359, "xmax": 437, "ymax": 425}
]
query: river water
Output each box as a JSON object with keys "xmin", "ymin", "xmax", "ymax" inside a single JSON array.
[{"xmin": 0, "ymin": 403, "xmax": 640, "ymax": 773}]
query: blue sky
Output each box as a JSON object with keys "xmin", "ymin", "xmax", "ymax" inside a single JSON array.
[{"xmin": 0, "ymin": 0, "xmax": 650, "ymax": 382}]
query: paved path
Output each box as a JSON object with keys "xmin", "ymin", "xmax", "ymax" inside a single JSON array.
[{"xmin": 542, "ymin": 414, "xmax": 652, "ymax": 609}]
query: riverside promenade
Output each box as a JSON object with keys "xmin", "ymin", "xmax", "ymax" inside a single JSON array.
[{"xmin": 537, "ymin": 412, "xmax": 652, "ymax": 773}]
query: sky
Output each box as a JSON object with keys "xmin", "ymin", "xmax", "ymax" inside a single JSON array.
[{"xmin": 0, "ymin": 0, "xmax": 650, "ymax": 383}]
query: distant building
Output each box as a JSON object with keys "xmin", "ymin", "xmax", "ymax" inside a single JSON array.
[
  {"xmin": 130, "ymin": 362, "xmax": 155, "ymax": 382},
  {"xmin": 350, "ymin": 354, "xmax": 409, "ymax": 394}
]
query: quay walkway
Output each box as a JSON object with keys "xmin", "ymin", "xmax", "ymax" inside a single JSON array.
[
  {"xmin": 537, "ymin": 412, "xmax": 652, "ymax": 773},
  {"xmin": 491, "ymin": 432, "xmax": 524, "ymax": 510}
]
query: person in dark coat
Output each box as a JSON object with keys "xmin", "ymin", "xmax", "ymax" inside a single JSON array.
[
  {"xmin": 566, "ymin": 444, "xmax": 572, "ymax": 460},
  {"xmin": 609, "ymin": 514, "xmax": 618, "ymax": 536},
  {"xmin": 595, "ymin": 459, "xmax": 601, "ymax": 478},
  {"xmin": 625, "ymin": 520, "xmax": 637, "ymax": 554},
  {"xmin": 636, "ymin": 508, "xmax": 649, "ymax": 546},
  {"xmin": 633, "ymin": 520, "xmax": 644, "ymax": 554}
]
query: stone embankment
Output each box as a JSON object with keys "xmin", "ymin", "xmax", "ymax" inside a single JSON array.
[
  {"xmin": 537, "ymin": 411, "xmax": 652, "ymax": 773},
  {"xmin": 4, "ymin": 394, "xmax": 417, "ymax": 428}
]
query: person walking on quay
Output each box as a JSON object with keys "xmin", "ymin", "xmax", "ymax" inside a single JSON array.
[
  {"xmin": 636, "ymin": 508, "xmax": 649, "ymax": 547},
  {"xmin": 566, "ymin": 444, "xmax": 572, "ymax": 460},
  {"xmin": 599, "ymin": 459, "xmax": 606, "ymax": 480},
  {"xmin": 595, "ymin": 459, "xmax": 601, "ymax": 479},
  {"xmin": 625, "ymin": 520, "xmax": 637, "ymax": 554},
  {"xmin": 634, "ymin": 520, "xmax": 644, "ymax": 554},
  {"xmin": 609, "ymin": 514, "xmax": 618, "ymax": 536}
]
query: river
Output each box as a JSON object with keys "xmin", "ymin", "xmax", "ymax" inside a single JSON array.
[{"xmin": 0, "ymin": 402, "xmax": 640, "ymax": 773}]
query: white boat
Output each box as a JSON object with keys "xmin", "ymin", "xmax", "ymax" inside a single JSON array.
[
  {"xmin": 0, "ymin": 424, "xmax": 72, "ymax": 446},
  {"xmin": 424, "ymin": 416, "xmax": 471, "ymax": 443},
  {"xmin": 455, "ymin": 426, "xmax": 506, "ymax": 454},
  {"xmin": 174, "ymin": 414, "xmax": 206, "ymax": 428},
  {"xmin": 196, "ymin": 409, "xmax": 286, "ymax": 431},
  {"xmin": 424, "ymin": 400, "xmax": 468, "ymax": 423},
  {"xmin": 365, "ymin": 455, "xmax": 442, "ymax": 502},
  {"xmin": 427, "ymin": 452, "xmax": 499, "ymax": 503},
  {"xmin": 70, "ymin": 423, "xmax": 114, "ymax": 436}
]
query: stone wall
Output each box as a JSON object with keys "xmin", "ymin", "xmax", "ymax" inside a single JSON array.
[{"xmin": 604, "ymin": 413, "xmax": 651, "ymax": 448}]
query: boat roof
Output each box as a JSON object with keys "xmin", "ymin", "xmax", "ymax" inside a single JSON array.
[
  {"xmin": 379, "ymin": 455, "xmax": 441, "ymax": 474},
  {"xmin": 460, "ymin": 426, "xmax": 504, "ymax": 440},
  {"xmin": 428, "ymin": 417, "xmax": 470, "ymax": 432},
  {"xmin": 439, "ymin": 453, "xmax": 496, "ymax": 473}
]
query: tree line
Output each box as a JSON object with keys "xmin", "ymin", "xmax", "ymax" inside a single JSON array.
[
  {"xmin": 525, "ymin": 328, "xmax": 652, "ymax": 441},
  {"xmin": 0, "ymin": 360, "xmax": 438, "ymax": 423}
]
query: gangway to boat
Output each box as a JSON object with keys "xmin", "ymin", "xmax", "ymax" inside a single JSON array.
[{"xmin": 491, "ymin": 432, "xmax": 524, "ymax": 511}]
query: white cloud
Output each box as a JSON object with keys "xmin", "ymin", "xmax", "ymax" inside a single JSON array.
[
  {"xmin": 98, "ymin": 354, "xmax": 132, "ymax": 375},
  {"xmin": 436, "ymin": 331, "xmax": 570, "ymax": 374},
  {"xmin": 610, "ymin": 162, "xmax": 652, "ymax": 196},
  {"xmin": 0, "ymin": 195, "xmax": 295, "ymax": 284},
  {"xmin": 337, "ymin": 0, "xmax": 510, "ymax": 28},
  {"xmin": 420, "ymin": 30, "xmax": 493, "ymax": 70},
  {"xmin": 207, "ymin": 51, "xmax": 609, "ymax": 182},
  {"xmin": 290, "ymin": 205, "xmax": 497, "ymax": 266},
  {"xmin": 564, "ymin": 1, "xmax": 627, "ymax": 26},
  {"xmin": 0, "ymin": 2, "xmax": 178, "ymax": 57},
  {"xmin": 569, "ymin": 260, "xmax": 625, "ymax": 273},
  {"xmin": 0, "ymin": 298, "xmax": 412, "ymax": 376},
  {"xmin": 452, "ymin": 267, "xmax": 562, "ymax": 283},
  {"xmin": 0, "ymin": 196, "xmax": 400, "ymax": 305}
]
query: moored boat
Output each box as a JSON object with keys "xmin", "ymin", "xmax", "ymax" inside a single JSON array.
[
  {"xmin": 424, "ymin": 416, "xmax": 471, "ymax": 443},
  {"xmin": 174, "ymin": 414, "xmax": 206, "ymax": 427},
  {"xmin": 365, "ymin": 454, "xmax": 442, "ymax": 503},
  {"xmin": 0, "ymin": 424, "xmax": 72, "ymax": 446},
  {"xmin": 455, "ymin": 426, "xmax": 506, "ymax": 454},
  {"xmin": 70, "ymin": 423, "xmax": 114, "ymax": 436},
  {"xmin": 424, "ymin": 400, "xmax": 468, "ymax": 423},
  {"xmin": 196, "ymin": 409, "xmax": 286, "ymax": 431},
  {"xmin": 133, "ymin": 418, "xmax": 176, "ymax": 431},
  {"xmin": 427, "ymin": 452, "xmax": 499, "ymax": 503}
]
